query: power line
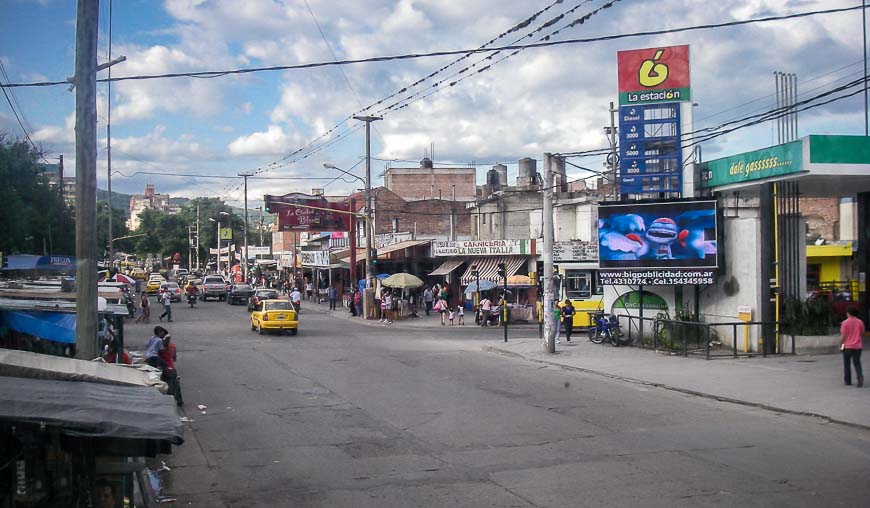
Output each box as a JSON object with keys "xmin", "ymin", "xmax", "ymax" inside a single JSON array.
[
  {"xmin": 0, "ymin": 58, "xmax": 44, "ymax": 160},
  {"xmin": 1, "ymin": 5, "xmax": 860, "ymax": 90}
]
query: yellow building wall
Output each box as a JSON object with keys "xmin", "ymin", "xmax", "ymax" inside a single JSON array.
[{"xmin": 807, "ymin": 256, "xmax": 843, "ymax": 283}]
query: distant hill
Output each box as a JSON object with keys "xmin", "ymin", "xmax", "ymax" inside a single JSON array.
[{"xmin": 97, "ymin": 188, "xmax": 131, "ymax": 218}]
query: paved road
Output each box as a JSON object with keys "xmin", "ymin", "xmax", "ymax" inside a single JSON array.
[{"xmin": 126, "ymin": 298, "xmax": 870, "ymax": 507}]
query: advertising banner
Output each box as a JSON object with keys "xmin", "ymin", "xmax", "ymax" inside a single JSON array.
[
  {"xmin": 618, "ymin": 45, "xmax": 691, "ymax": 105},
  {"xmin": 699, "ymin": 140, "xmax": 803, "ymax": 188},
  {"xmin": 598, "ymin": 199, "xmax": 718, "ymax": 272},
  {"xmin": 618, "ymin": 103, "xmax": 683, "ymax": 195},
  {"xmin": 300, "ymin": 250, "xmax": 330, "ymax": 267},
  {"xmin": 599, "ymin": 268, "xmax": 716, "ymax": 286},
  {"xmin": 553, "ymin": 240, "xmax": 598, "ymax": 262},
  {"xmin": 432, "ymin": 239, "xmax": 536, "ymax": 257},
  {"xmin": 245, "ymin": 246, "xmax": 271, "ymax": 257},
  {"xmin": 266, "ymin": 193, "xmax": 353, "ymax": 232}
]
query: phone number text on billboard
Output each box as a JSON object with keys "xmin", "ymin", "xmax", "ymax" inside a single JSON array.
[{"xmin": 599, "ymin": 269, "xmax": 716, "ymax": 286}]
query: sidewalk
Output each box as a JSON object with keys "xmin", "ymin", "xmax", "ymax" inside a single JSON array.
[
  {"xmin": 307, "ymin": 300, "xmax": 542, "ymax": 332},
  {"xmin": 483, "ymin": 336, "xmax": 869, "ymax": 429}
]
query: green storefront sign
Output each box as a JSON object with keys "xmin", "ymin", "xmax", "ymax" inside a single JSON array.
[{"xmin": 700, "ymin": 140, "xmax": 803, "ymax": 188}]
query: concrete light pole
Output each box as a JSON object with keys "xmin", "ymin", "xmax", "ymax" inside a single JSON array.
[
  {"xmin": 209, "ymin": 218, "xmax": 220, "ymax": 273},
  {"xmin": 543, "ymin": 153, "xmax": 556, "ymax": 354},
  {"xmin": 353, "ymin": 115, "xmax": 381, "ymax": 318}
]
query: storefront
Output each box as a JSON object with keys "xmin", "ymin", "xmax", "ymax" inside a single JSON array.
[{"xmin": 554, "ymin": 239, "xmax": 603, "ymax": 328}]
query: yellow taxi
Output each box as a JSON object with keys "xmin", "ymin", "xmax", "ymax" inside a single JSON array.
[
  {"xmin": 146, "ymin": 276, "xmax": 165, "ymax": 294},
  {"xmin": 250, "ymin": 299, "xmax": 298, "ymax": 335},
  {"xmin": 130, "ymin": 268, "xmax": 147, "ymax": 280}
]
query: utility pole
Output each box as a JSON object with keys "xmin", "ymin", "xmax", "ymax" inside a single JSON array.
[
  {"xmin": 542, "ymin": 153, "xmax": 556, "ymax": 353},
  {"xmin": 195, "ymin": 203, "xmax": 200, "ymax": 271},
  {"xmin": 353, "ymin": 115, "xmax": 381, "ymax": 318},
  {"xmin": 864, "ymin": 0, "xmax": 868, "ymax": 135},
  {"xmin": 240, "ymin": 171, "xmax": 252, "ymax": 282},
  {"xmin": 105, "ymin": 0, "xmax": 113, "ymax": 266},
  {"xmin": 257, "ymin": 206, "xmax": 265, "ymax": 246},
  {"xmin": 74, "ymin": 0, "xmax": 100, "ymax": 360},
  {"xmin": 606, "ymin": 101, "xmax": 619, "ymax": 199}
]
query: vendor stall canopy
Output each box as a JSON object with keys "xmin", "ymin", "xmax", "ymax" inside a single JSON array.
[{"xmin": 460, "ymin": 256, "xmax": 525, "ymax": 285}]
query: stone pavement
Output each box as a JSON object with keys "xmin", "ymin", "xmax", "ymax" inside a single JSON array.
[{"xmin": 483, "ymin": 335, "xmax": 869, "ymax": 429}]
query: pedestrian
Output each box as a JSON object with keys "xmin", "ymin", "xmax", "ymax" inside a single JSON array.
[
  {"xmin": 439, "ymin": 285, "xmax": 449, "ymax": 306},
  {"xmin": 439, "ymin": 298, "xmax": 449, "ymax": 326},
  {"xmin": 159, "ymin": 331, "xmax": 183, "ymax": 406},
  {"xmin": 457, "ymin": 304, "xmax": 464, "ymax": 325},
  {"xmin": 353, "ymin": 288, "xmax": 362, "ymax": 317},
  {"xmin": 136, "ymin": 293, "xmax": 150, "ymax": 323},
  {"xmin": 134, "ymin": 278, "xmax": 142, "ymax": 294},
  {"xmin": 448, "ymin": 307, "xmax": 455, "ymax": 326},
  {"xmin": 561, "ymin": 299, "xmax": 576, "ymax": 342},
  {"xmin": 840, "ymin": 306, "xmax": 865, "ymax": 387},
  {"xmin": 327, "ymin": 285, "xmax": 338, "ymax": 310},
  {"xmin": 143, "ymin": 326, "xmax": 168, "ymax": 370},
  {"xmin": 479, "ymin": 297, "xmax": 492, "ymax": 327},
  {"xmin": 159, "ymin": 289, "xmax": 172, "ymax": 322},
  {"xmin": 305, "ymin": 280, "xmax": 314, "ymax": 302},
  {"xmin": 553, "ymin": 302, "xmax": 561, "ymax": 344},
  {"xmin": 381, "ymin": 291, "xmax": 391, "ymax": 323},
  {"xmin": 423, "ymin": 286, "xmax": 433, "ymax": 316}
]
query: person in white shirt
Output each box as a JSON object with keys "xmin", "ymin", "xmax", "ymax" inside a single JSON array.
[{"xmin": 289, "ymin": 287, "xmax": 303, "ymax": 312}]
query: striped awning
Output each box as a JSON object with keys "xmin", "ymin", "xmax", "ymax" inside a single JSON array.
[
  {"xmin": 429, "ymin": 258, "xmax": 464, "ymax": 276},
  {"xmin": 460, "ymin": 256, "xmax": 525, "ymax": 285}
]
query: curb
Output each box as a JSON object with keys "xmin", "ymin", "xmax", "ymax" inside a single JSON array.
[{"xmin": 481, "ymin": 345, "xmax": 870, "ymax": 432}]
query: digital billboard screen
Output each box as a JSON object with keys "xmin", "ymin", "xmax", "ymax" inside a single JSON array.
[{"xmin": 598, "ymin": 199, "xmax": 718, "ymax": 270}]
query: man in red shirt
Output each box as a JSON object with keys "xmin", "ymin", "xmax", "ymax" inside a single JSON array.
[{"xmin": 840, "ymin": 307, "xmax": 864, "ymax": 387}]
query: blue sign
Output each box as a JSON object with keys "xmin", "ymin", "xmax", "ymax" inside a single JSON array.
[{"xmin": 618, "ymin": 103, "xmax": 683, "ymax": 195}]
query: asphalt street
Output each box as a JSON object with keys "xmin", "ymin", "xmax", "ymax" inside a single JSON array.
[{"xmin": 125, "ymin": 298, "xmax": 870, "ymax": 507}]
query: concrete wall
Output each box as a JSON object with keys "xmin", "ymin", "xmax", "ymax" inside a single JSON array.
[{"xmin": 697, "ymin": 200, "xmax": 765, "ymax": 351}]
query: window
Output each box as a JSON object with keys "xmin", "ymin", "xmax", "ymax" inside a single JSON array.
[{"xmin": 564, "ymin": 270, "xmax": 592, "ymax": 300}]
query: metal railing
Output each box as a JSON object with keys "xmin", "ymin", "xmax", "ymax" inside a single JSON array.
[{"xmin": 619, "ymin": 314, "xmax": 795, "ymax": 360}]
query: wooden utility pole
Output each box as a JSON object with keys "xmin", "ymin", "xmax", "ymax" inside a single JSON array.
[{"xmin": 74, "ymin": 0, "xmax": 100, "ymax": 360}]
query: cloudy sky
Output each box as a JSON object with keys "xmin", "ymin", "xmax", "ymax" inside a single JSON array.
[{"xmin": 0, "ymin": 0, "xmax": 865, "ymax": 207}]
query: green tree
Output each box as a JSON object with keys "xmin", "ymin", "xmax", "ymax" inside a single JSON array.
[
  {"xmin": 0, "ymin": 135, "xmax": 75, "ymax": 255},
  {"xmin": 96, "ymin": 200, "xmax": 130, "ymax": 256}
]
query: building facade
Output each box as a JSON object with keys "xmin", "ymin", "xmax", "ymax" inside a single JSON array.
[{"xmin": 384, "ymin": 158, "xmax": 477, "ymax": 202}]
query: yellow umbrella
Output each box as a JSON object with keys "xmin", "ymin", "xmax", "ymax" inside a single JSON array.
[{"xmin": 381, "ymin": 273, "xmax": 424, "ymax": 288}]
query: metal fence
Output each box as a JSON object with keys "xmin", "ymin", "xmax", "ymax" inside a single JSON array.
[{"xmin": 618, "ymin": 314, "xmax": 795, "ymax": 360}]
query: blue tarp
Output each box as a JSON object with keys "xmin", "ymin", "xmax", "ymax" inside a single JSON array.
[
  {"xmin": 0, "ymin": 310, "xmax": 76, "ymax": 344},
  {"xmin": 2, "ymin": 254, "xmax": 76, "ymax": 272}
]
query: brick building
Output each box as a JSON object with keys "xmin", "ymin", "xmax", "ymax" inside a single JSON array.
[
  {"xmin": 349, "ymin": 187, "xmax": 472, "ymax": 240},
  {"xmin": 384, "ymin": 158, "xmax": 477, "ymax": 202}
]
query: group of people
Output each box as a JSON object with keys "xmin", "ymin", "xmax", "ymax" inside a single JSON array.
[
  {"xmin": 100, "ymin": 324, "xmax": 183, "ymax": 406},
  {"xmin": 131, "ymin": 287, "xmax": 174, "ymax": 324},
  {"xmin": 545, "ymin": 299, "xmax": 576, "ymax": 345}
]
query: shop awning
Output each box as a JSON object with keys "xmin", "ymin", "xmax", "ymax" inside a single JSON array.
[
  {"xmin": 0, "ymin": 375, "xmax": 184, "ymax": 445},
  {"xmin": 376, "ymin": 240, "xmax": 431, "ymax": 258},
  {"xmin": 429, "ymin": 258, "xmax": 464, "ymax": 276},
  {"xmin": 460, "ymin": 256, "xmax": 525, "ymax": 285}
]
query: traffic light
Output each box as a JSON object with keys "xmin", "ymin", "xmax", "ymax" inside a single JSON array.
[{"xmin": 497, "ymin": 262, "xmax": 506, "ymax": 281}]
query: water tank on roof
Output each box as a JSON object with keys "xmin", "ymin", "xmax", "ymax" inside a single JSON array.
[
  {"xmin": 493, "ymin": 164, "xmax": 508, "ymax": 186},
  {"xmin": 487, "ymin": 168, "xmax": 500, "ymax": 188},
  {"xmin": 518, "ymin": 157, "xmax": 536, "ymax": 180},
  {"xmin": 420, "ymin": 157, "xmax": 433, "ymax": 169}
]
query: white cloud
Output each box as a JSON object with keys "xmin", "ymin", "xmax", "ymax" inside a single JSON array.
[
  {"xmin": 228, "ymin": 125, "xmax": 304, "ymax": 156},
  {"xmin": 108, "ymin": 125, "xmax": 207, "ymax": 162}
]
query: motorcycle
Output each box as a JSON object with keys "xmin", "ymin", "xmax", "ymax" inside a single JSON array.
[
  {"xmin": 122, "ymin": 288, "xmax": 136, "ymax": 318},
  {"xmin": 588, "ymin": 312, "xmax": 624, "ymax": 346},
  {"xmin": 187, "ymin": 292, "xmax": 197, "ymax": 308}
]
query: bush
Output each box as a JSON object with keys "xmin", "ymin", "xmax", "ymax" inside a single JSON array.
[{"xmin": 781, "ymin": 296, "xmax": 834, "ymax": 335}]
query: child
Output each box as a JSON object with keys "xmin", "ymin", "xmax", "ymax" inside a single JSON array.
[
  {"xmin": 456, "ymin": 305, "xmax": 464, "ymax": 325},
  {"xmin": 447, "ymin": 307, "xmax": 455, "ymax": 325}
]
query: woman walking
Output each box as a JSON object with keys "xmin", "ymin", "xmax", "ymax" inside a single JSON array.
[{"xmin": 136, "ymin": 293, "xmax": 150, "ymax": 323}]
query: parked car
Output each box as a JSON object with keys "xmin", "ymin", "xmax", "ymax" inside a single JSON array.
[
  {"xmin": 227, "ymin": 284, "xmax": 255, "ymax": 305},
  {"xmin": 247, "ymin": 289, "xmax": 281, "ymax": 311},
  {"xmin": 250, "ymin": 299, "xmax": 298, "ymax": 335},
  {"xmin": 201, "ymin": 275, "xmax": 230, "ymax": 301},
  {"xmin": 160, "ymin": 282, "xmax": 182, "ymax": 302}
]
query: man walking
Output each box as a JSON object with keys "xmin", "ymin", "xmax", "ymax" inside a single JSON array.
[
  {"xmin": 159, "ymin": 288, "xmax": 173, "ymax": 322},
  {"xmin": 327, "ymin": 285, "xmax": 338, "ymax": 310},
  {"xmin": 840, "ymin": 306, "xmax": 865, "ymax": 387}
]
